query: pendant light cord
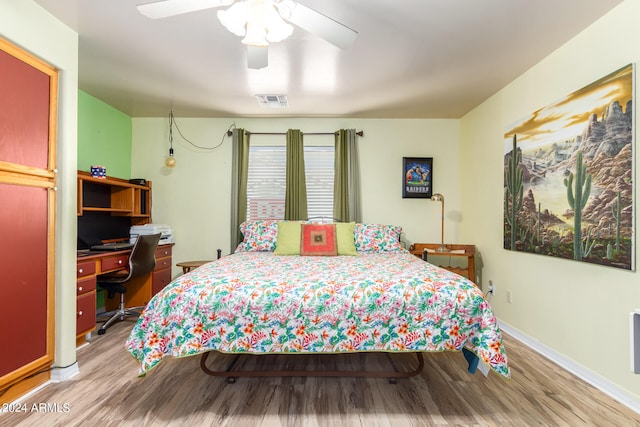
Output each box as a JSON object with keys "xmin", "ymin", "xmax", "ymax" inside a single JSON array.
[
  {"xmin": 168, "ymin": 111, "xmax": 175, "ymax": 156},
  {"xmin": 169, "ymin": 109, "xmax": 232, "ymax": 151}
]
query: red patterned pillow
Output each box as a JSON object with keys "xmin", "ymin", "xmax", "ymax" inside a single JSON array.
[{"xmin": 300, "ymin": 224, "xmax": 337, "ymax": 256}]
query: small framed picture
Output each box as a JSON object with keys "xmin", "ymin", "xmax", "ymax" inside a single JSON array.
[{"xmin": 402, "ymin": 157, "xmax": 433, "ymax": 198}]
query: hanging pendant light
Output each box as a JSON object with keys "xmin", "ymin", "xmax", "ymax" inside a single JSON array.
[
  {"xmin": 165, "ymin": 147, "xmax": 176, "ymax": 168},
  {"xmin": 166, "ymin": 111, "xmax": 177, "ymax": 168}
]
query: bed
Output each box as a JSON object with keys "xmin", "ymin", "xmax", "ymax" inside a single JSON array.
[{"xmin": 125, "ymin": 221, "xmax": 510, "ymax": 380}]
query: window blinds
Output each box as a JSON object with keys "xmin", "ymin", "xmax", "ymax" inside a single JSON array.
[{"xmin": 246, "ymin": 145, "xmax": 334, "ymax": 220}]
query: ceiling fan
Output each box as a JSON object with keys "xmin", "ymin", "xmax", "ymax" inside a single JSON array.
[{"xmin": 137, "ymin": 0, "xmax": 358, "ymax": 69}]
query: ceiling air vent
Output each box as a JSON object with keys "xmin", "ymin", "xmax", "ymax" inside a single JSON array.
[{"xmin": 255, "ymin": 94, "xmax": 288, "ymax": 108}]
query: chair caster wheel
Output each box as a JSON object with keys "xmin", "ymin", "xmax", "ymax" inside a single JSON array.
[{"xmin": 97, "ymin": 329, "xmax": 106, "ymax": 335}]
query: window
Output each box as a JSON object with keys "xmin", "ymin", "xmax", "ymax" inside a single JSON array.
[
  {"xmin": 246, "ymin": 145, "xmax": 334, "ymax": 220},
  {"xmin": 304, "ymin": 146, "xmax": 334, "ymax": 218},
  {"xmin": 247, "ymin": 146, "xmax": 286, "ymax": 220}
]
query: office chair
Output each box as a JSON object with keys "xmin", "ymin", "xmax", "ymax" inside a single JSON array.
[{"xmin": 96, "ymin": 233, "xmax": 162, "ymax": 335}]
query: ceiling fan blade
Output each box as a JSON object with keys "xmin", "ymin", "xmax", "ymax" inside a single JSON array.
[
  {"xmin": 247, "ymin": 45, "xmax": 268, "ymax": 69},
  {"xmin": 137, "ymin": 0, "xmax": 233, "ymax": 19},
  {"xmin": 283, "ymin": 2, "xmax": 357, "ymax": 49}
]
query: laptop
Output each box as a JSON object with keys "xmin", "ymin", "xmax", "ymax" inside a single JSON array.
[{"xmin": 90, "ymin": 242, "xmax": 135, "ymax": 251}]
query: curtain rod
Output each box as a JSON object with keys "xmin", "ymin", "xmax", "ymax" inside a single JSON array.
[{"xmin": 226, "ymin": 130, "xmax": 364, "ymax": 137}]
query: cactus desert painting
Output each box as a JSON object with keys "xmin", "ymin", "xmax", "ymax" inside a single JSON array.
[{"xmin": 504, "ymin": 64, "xmax": 633, "ymax": 270}]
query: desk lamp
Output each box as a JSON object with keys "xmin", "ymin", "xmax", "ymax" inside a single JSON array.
[{"xmin": 431, "ymin": 193, "xmax": 448, "ymax": 252}]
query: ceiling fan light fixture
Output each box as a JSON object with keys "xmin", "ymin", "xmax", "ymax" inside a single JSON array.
[
  {"xmin": 139, "ymin": 0, "xmax": 358, "ymax": 69},
  {"xmin": 262, "ymin": 2, "xmax": 293, "ymax": 43},
  {"xmin": 218, "ymin": 0, "xmax": 293, "ymax": 47},
  {"xmin": 217, "ymin": 2, "xmax": 247, "ymax": 37},
  {"xmin": 242, "ymin": 22, "xmax": 269, "ymax": 46},
  {"xmin": 274, "ymin": 0, "xmax": 296, "ymax": 20}
]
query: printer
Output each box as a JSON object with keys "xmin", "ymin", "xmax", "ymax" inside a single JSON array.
[{"xmin": 130, "ymin": 224, "xmax": 174, "ymax": 245}]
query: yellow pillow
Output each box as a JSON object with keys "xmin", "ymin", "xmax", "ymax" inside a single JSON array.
[
  {"xmin": 274, "ymin": 222, "xmax": 302, "ymax": 255},
  {"xmin": 336, "ymin": 222, "xmax": 357, "ymax": 256}
]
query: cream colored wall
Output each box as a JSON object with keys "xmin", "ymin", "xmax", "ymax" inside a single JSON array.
[
  {"xmin": 1, "ymin": 0, "xmax": 79, "ymax": 368},
  {"xmin": 460, "ymin": 0, "xmax": 640, "ymax": 401},
  {"xmin": 132, "ymin": 117, "xmax": 460, "ymax": 279}
]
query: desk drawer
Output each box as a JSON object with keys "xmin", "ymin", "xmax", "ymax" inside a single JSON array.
[
  {"xmin": 76, "ymin": 292, "xmax": 96, "ymax": 335},
  {"xmin": 101, "ymin": 255, "xmax": 128, "ymax": 272},
  {"xmin": 155, "ymin": 245, "xmax": 172, "ymax": 259},
  {"xmin": 154, "ymin": 256, "xmax": 171, "ymax": 271},
  {"xmin": 152, "ymin": 268, "xmax": 172, "ymax": 296},
  {"xmin": 77, "ymin": 261, "xmax": 96, "ymax": 277},
  {"xmin": 77, "ymin": 276, "xmax": 96, "ymax": 296}
]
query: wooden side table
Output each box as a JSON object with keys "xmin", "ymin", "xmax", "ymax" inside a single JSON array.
[
  {"xmin": 176, "ymin": 260, "xmax": 211, "ymax": 274},
  {"xmin": 176, "ymin": 249, "xmax": 222, "ymax": 274},
  {"xmin": 409, "ymin": 243, "xmax": 476, "ymax": 283}
]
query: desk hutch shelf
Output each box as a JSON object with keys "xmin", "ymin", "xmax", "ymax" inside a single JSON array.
[{"xmin": 77, "ymin": 171, "xmax": 151, "ymax": 226}]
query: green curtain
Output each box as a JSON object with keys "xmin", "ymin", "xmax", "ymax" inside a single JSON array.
[
  {"xmin": 333, "ymin": 129, "xmax": 361, "ymax": 222},
  {"xmin": 230, "ymin": 128, "xmax": 249, "ymax": 250},
  {"xmin": 284, "ymin": 129, "xmax": 308, "ymax": 220},
  {"xmin": 334, "ymin": 130, "xmax": 349, "ymax": 221}
]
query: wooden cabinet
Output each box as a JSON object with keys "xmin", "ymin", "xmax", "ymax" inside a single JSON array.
[
  {"xmin": 76, "ymin": 253, "xmax": 129, "ymax": 344},
  {"xmin": 152, "ymin": 245, "xmax": 173, "ymax": 296},
  {"xmin": 0, "ymin": 37, "xmax": 58, "ymax": 403},
  {"xmin": 76, "ymin": 261, "xmax": 97, "ymax": 338},
  {"xmin": 76, "ymin": 289, "xmax": 97, "ymax": 337},
  {"xmin": 409, "ymin": 243, "xmax": 476, "ymax": 283}
]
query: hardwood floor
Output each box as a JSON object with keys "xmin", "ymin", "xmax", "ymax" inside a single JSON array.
[{"xmin": 2, "ymin": 320, "xmax": 639, "ymax": 426}]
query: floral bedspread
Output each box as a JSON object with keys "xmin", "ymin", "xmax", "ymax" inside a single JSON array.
[{"xmin": 126, "ymin": 252, "xmax": 510, "ymax": 378}]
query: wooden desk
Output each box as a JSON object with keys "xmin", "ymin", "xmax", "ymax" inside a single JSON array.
[
  {"xmin": 75, "ymin": 244, "xmax": 172, "ymax": 345},
  {"xmin": 409, "ymin": 243, "xmax": 476, "ymax": 283}
]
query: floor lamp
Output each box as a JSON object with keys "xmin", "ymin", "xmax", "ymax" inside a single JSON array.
[{"xmin": 431, "ymin": 193, "xmax": 448, "ymax": 252}]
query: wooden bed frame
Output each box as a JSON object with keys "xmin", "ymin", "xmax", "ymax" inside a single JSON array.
[{"xmin": 200, "ymin": 351, "xmax": 425, "ymax": 383}]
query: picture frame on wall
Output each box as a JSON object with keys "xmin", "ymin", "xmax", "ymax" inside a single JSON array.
[
  {"xmin": 503, "ymin": 63, "xmax": 634, "ymax": 270},
  {"xmin": 402, "ymin": 157, "xmax": 433, "ymax": 198}
]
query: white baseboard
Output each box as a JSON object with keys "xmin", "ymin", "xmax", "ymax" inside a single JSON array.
[
  {"xmin": 499, "ymin": 321, "xmax": 640, "ymax": 415},
  {"xmin": 50, "ymin": 361, "xmax": 80, "ymax": 383}
]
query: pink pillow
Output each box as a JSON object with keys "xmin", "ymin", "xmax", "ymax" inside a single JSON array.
[{"xmin": 300, "ymin": 224, "xmax": 338, "ymax": 256}]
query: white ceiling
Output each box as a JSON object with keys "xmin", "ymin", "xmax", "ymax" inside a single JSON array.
[{"xmin": 33, "ymin": 0, "xmax": 621, "ymax": 118}]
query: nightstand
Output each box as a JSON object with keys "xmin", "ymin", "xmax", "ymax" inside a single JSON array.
[
  {"xmin": 176, "ymin": 249, "xmax": 222, "ymax": 274},
  {"xmin": 409, "ymin": 243, "xmax": 476, "ymax": 283},
  {"xmin": 176, "ymin": 260, "xmax": 211, "ymax": 274}
]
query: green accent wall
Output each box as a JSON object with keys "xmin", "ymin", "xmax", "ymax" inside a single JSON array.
[
  {"xmin": 78, "ymin": 91, "xmax": 132, "ymax": 311},
  {"xmin": 78, "ymin": 90, "xmax": 132, "ymax": 179}
]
